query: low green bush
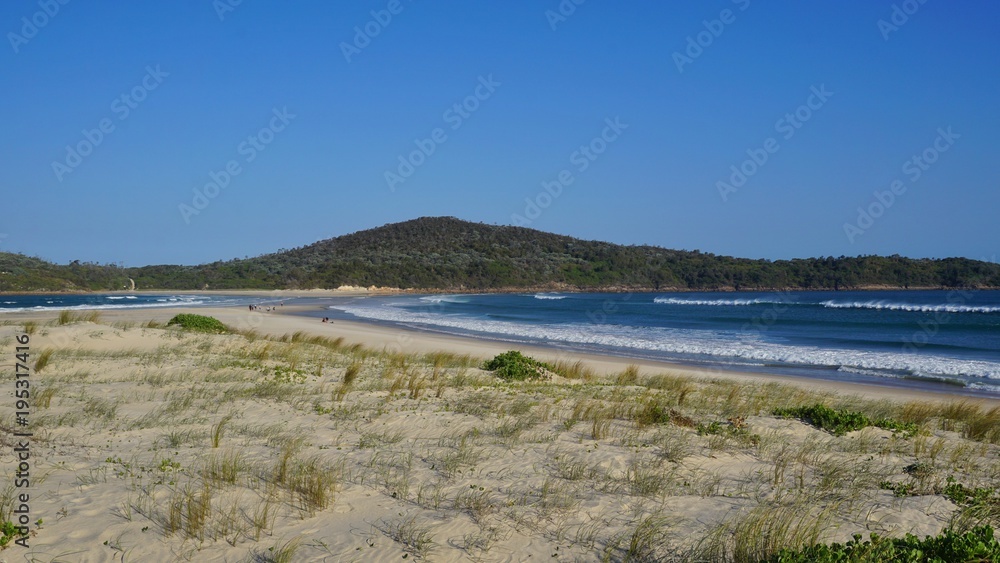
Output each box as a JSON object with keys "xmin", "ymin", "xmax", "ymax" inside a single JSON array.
[
  {"xmin": 0, "ymin": 520, "xmax": 26, "ymax": 547},
  {"xmin": 943, "ymin": 476, "xmax": 997, "ymax": 507},
  {"xmin": 166, "ymin": 314, "xmax": 229, "ymax": 334},
  {"xmin": 482, "ymin": 351, "xmax": 549, "ymax": 381},
  {"xmin": 765, "ymin": 526, "xmax": 1000, "ymax": 562},
  {"xmin": 773, "ymin": 404, "xmax": 918, "ymax": 437}
]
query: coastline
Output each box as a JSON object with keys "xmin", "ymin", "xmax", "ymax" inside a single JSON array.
[{"xmin": 46, "ymin": 302, "xmax": 998, "ymax": 407}]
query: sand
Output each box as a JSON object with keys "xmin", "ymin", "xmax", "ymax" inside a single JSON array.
[{"xmin": 0, "ymin": 305, "xmax": 997, "ymax": 561}]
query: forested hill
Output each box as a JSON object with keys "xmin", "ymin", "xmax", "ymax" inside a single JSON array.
[{"xmin": 2, "ymin": 217, "xmax": 999, "ymax": 292}]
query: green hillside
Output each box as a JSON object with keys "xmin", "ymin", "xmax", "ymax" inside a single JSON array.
[{"xmin": 2, "ymin": 217, "xmax": 998, "ymax": 292}]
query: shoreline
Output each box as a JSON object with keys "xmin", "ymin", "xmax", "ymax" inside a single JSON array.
[
  {"xmin": 276, "ymin": 306, "xmax": 1000, "ymax": 407},
  {"xmin": 19, "ymin": 302, "xmax": 997, "ymax": 407}
]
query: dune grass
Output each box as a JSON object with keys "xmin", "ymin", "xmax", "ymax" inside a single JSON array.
[
  {"xmin": 34, "ymin": 348, "xmax": 54, "ymax": 373},
  {"xmin": 57, "ymin": 310, "xmax": 102, "ymax": 325}
]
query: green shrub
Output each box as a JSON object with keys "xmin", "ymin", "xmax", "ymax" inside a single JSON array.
[
  {"xmin": 482, "ymin": 351, "xmax": 549, "ymax": 381},
  {"xmin": 773, "ymin": 404, "xmax": 917, "ymax": 437},
  {"xmin": 765, "ymin": 526, "xmax": 1000, "ymax": 562},
  {"xmin": 0, "ymin": 520, "xmax": 26, "ymax": 547},
  {"xmin": 943, "ymin": 477, "xmax": 997, "ymax": 507},
  {"xmin": 166, "ymin": 314, "xmax": 229, "ymax": 334}
]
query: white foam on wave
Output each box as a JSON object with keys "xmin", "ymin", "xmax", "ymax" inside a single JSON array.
[
  {"xmin": 331, "ymin": 302, "xmax": 1000, "ymax": 381},
  {"xmin": 837, "ymin": 366, "xmax": 896, "ymax": 378},
  {"xmin": 534, "ymin": 294, "xmax": 566, "ymax": 300},
  {"xmin": 418, "ymin": 295, "xmax": 471, "ymax": 304},
  {"xmin": 968, "ymin": 382, "xmax": 1000, "ymax": 394},
  {"xmin": 0, "ymin": 295, "xmax": 207, "ymax": 313},
  {"xmin": 654, "ymin": 297, "xmax": 785, "ymax": 306},
  {"xmin": 820, "ymin": 300, "xmax": 1000, "ymax": 313}
]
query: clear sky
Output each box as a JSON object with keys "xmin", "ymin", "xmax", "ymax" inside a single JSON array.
[{"xmin": 2, "ymin": 0, "xmax": 997, "ymax": 266}]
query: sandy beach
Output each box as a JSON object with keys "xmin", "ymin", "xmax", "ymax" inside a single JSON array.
[{"xmin": 1, "ymin": 303, "xmax": 998, "ymax": 561}]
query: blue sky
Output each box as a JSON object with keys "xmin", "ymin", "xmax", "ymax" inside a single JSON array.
[{"xmin": 2, "ymin": 0, "xmax": 997, "ymax": 265}]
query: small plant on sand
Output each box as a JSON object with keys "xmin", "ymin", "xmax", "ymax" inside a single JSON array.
[
  {"xmin": 252, "ymin": 537, "xmax": 302, "ymax": 563},
  {"xmin": 34, "ymin": 349, "xmax": 53, "ymax": 373},
  {"xmin": 615, "ymin": 364, "xmax": 640, "ymax": 385},
  {"xmin": 482, "ymin": 351, "xmax": 549, "ymax": 381},
  {"xmin": 0, "ymin": 520, "xmax": 27, "ymax": 548},
  {"xmin": 166, "ymin": 314, "xmax": 229, "ymax": 334},
  {"xmin": 334, "ymin": 361, "xmax": 361, "ymax": 402},
  {"xmin": 381, "ymin": 514, "xmax": 436, "ymax": 558},
  {"xmin": 211, "ymin": 414, "xmax": 233, "ymax": 448},
  {"xmin": 633, "ymin": 400, "xmax": 696, "ymax": 428}
]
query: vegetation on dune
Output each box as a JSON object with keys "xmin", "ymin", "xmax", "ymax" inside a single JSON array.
[
  {"xmin": 765, "ymin": 526, "xmax": 1000, "ymax": 562},
  {"xmin": 1, "ymin": 217, "xmax": 999, "ymax": 291},
  {"xmin": 773, "ymin": 403, "xmax": 919, "ymax": 437},
  {"xmin": 166, "ymin": 314, "xmax": 229, "ymax": 334},
  {"xmin": 482, "ymin": 351, "xmax": 550, "ymax": 381}
]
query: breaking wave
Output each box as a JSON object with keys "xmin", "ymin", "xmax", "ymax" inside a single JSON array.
[
  {"xmin": 331, "ymin": 301, "xmax": 1000, "ymax": 381},
  {"xmin": 820, "ymin": 300, "xmax": 1000, "ymax": 313},
  {"xmin": 654, "ymin": 297, "xmax": 787, "ymax": 306}
]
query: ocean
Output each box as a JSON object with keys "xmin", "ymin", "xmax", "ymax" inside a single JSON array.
[
  {"xmin": 3, "ymin": 290, "xmax": 997, "ymax": 397},
  {"xmin": 0, "ymin": 293, "xmax": 262, "ymax": 313},
  {"xmin": 322, "ymin": 290, "xmax": 1000, "ymax": 397}
]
